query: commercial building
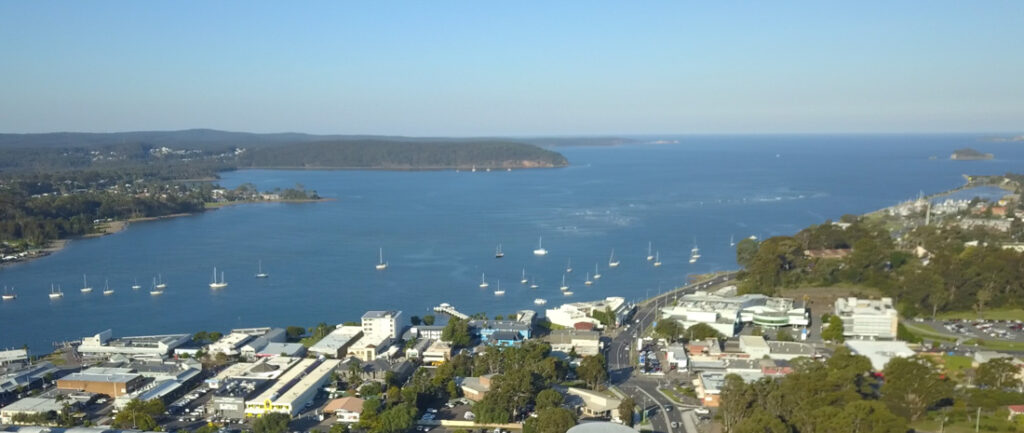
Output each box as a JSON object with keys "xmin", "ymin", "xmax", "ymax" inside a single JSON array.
[
  {"xmin": 765, "ymin": 341, "xmax": 816, "ymax": 360},
  {"xmin": 660, "ymin": 291, "xmax": 809, "ymax": 337},
  {"xmin": 566, "ymin": 387, "xmax": 622, "ymax": 420},
  {"xmin": 324, "ymin": 397, "xmax": 364, "ymax": 423},
  {"xmin": 245, "ymin": 358, "xmax": 341, "ymax": 417},
  {"xmin": 308, "ymin": 326, "xmax": 363, "ymax": 358},
  {"xmin": 834, "ymin": 297, "xmax": 899, "ymax": 340},
  {"xmin": 349, "ymin": 335, "xmax": 394, "ymax": 362},
  {"xmin": 422, "ymin": 340, "xmax": 452, "ymax": 365},
  {"xmin": 57, "ymin": 367, "xmax": 145, "ymax": 397},
  {"xmin": 0, "ymin": 349, "xmax": 29, "ymax": 367},
  {"xmin": 0, "ymin": 362, "xmax": 59, "ymax": 398},
  {"xmin": 469, "ymin": 320, "xmax": 532, "ymax": 340},
  {"xmin": 406, "ymin": 339, "xmax": 432, "ymax": 359},
  {"xmin": 112, "ymin": 361, "xmax": 203, "ymax": 409},
  {"xmin": 208, "ymin": 333, "xmax": 256, "ymax": 357},
  {"xmin": 738, "ymin": 336, "xmax": 770, "ymax": 359},
  {"xmin": 0, "ymin": 397, "xmax": 66, "ymax": 424},
  {"xmin": 257, "ymin": 342, "xmax": 306, "ymax": 358},
  {"xmin": 665, "ymin": 344, "xmax": 689, "ymax": 370},
  {"xmin": 844, "ymin": 340, "xmax": 915, "ymax": 370},
  {"xmin": 208, "ymin": 378, "xmax": 272, "ymax": 420},
  {"xmin": 407, "ymin": 325, "xmax": 445, "ymax": 341},
  {"xmin": 79, "ymin": 330, "xmax": 191, "ymax": 358},
  {"xmin": 362, "ymin": 311, "xmax": 402, "ymax": 341},
  {"xmin": 566, "ymin": 422, "xmax": 636, "ymax": 433},
  {"xmin": 546, "ymin": 297, "xmax": 633, "ymax": 329},
  {"xmin": 239, "ymin": 328, "xmax": 287, "ymax": 360},
  {"xmin": 548, "ymin": 329, "xmax": 601, "ymax": 357}
]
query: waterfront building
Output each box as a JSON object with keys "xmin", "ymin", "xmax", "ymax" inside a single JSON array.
[
  {"xmin": 238, "ymin": 328, "xmax": 287, "ymax": 360},
  {"xmin": 244, "ymin": 358, "xmax": 341, "ymax": 417},
  {"xmin": 545, "ymin": 297, "xmax": 633, "ymax": 330},
  {"xmin": 208, "ymin": 333, "xmax": 256, "ymax": 357},
  {"xmin": 57, "ymin": 367, "xmax": 144, "ymax": 397},
  {"xmin": 308, "ymin": 326, "xmax": 363, "ymax": 358},
  {"xmin": 362, "ymin": 310, "xmax": 402, "ymax": 341},
  {"xmin": 547, "ymin": 329, "xmax": 601, "ymax": 357},
  {"xmin": 0, "ymin": 349, "xmax": 29, "ymax": 367},
  {"xmin": 833, "ymin": 297, "xmax": 899, "ymax": 340},
  {"xmin": 78, "ymin": 330, "xmax": 191, "ymax": 358},
  {"xmin": 422, "ymin": 340, "xmax": 452, "ymax": 365},
  {"xmin": 0, "ymin": 397, "xmax": 66, "ymax": 424}
]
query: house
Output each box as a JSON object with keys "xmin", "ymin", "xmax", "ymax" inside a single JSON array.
[
  {"xmin": 459, "ymin": 374, "xmax": 494, "ymax": 402},
  {"xmin": 566, "ymin": 387, "xmax": 622, "ymax": 420},
  {"xmin": 422, "ymin": 340, "xmax": 453, "ymax": 365},
  {"xmin": 1008, "ymin": 405, "xmax": 1024, "ymax": 421},
  {"xmin": 324, "ymin": 397, "xmax": 364, "ymax": 423},
  {"xmin": 548, "ymin": 329, "xmax": 601, "ymax": 357}
]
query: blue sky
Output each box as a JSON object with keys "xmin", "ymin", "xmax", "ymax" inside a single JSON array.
[{"xmin": 1, "ymin": 2, "xmax": 1022, "ymax": 135}]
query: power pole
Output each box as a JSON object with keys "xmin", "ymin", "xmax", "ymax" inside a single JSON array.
[{"xmin": 976, "ymin": 407, "xmax": 981, "ymax": 432}]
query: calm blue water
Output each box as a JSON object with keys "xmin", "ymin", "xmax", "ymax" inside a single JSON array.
[{"xmin": 2, "ymin": 135, "xmax": 1022, "ymax": 354}]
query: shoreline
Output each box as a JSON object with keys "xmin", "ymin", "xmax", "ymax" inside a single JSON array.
[{"xmin": 1, "ymin": 198, "xmax": 333, "ymax": 269}]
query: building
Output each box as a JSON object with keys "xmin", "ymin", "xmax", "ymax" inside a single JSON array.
[
  {"xmin": 349, "ymin": 335, "xmax": 393, "ymax": 362},
  {"xmin": 738, "ymin": 336, "xmax": 770, "ymax": 359},
  {"xmin": 257, "ymin": 342, "xmax": 306, "ymax": 358},
  {"xmin": 660, "ymin": 291, "xmax": 809, "ymax": 337},
  {"xmin": 208, "ymin": 333, "xmax": 256, "ymax": 357},
  {"xmin": 0, "ymin": 349, "xmax": 29, "ymax": 367},
  {"xmin": 695, "ymin": 372, "xmax": 725, "ymax": 407},
  {"xmin": 407, "ymin": 325, "xmax": 445, "ymax": 341},
  {"xmin": 57, "ymin": 367, "xmax": 145, "ymax": 397},
  {"xmin": 239, "ymin": 328, "xmax": 287, "ymax": 360},
  {"xmin": 0, "ymin": 362, "xmax": 59, "ymax": 399},
  {"xmin": 112, "ymin": 361, "xmax": 203, "ymax": 409},
  {"xmin": 548, "ymin": 329, "xmax": 601, "ymax": 357},
  {"xmin": 324, "ymin": 397, "xmax": 364, "ymax": 423},
  {"xmin": 566, "ymin": 387, "xmax": 622, "ymax": 420},
  {"xmin": 486, "ymin": 331, "xmax": 524, "ymax": 347},
  {"xmin": 362, "ymin": 311, "xmax": 402, "ymax": 341},
  {"xmin": 469, "ymin": 320, "xmax": 532, "ymax": 340},
  {"xmin": 665, "ymin": 344, "xmax": 688, "ymax": 370},
  {"xmin": 308, "ymin": 326, "xmax": 363, "ymax": 358},
  {"xmin": 0, "ymin": 397, "xmax": 66, "ymax": 424},
  {"xmin": 765, "ymin": 341, "xmax": 816, "ymax": 360},
  {"xmin": 406, "ymin": 339, "xmax": 432, "ymax": 359},
  {"xmin": 79, "ymin": 330, "xmax": 191, "ymax": 358},
  {"xmin": 245, "ymin": 358, "xmax": 341, "ymax": 417},
  {"xmin": 844, "ymin": 340, "xmax": 915, "ymax": 371},
  {"xmin": 834, "ymin": 297, "xmax": 899, "ymax": 340},
  {"xmin": 459, "ymin": 374, "xmax": 493, "ymax": 402},
  {"xmin": 566, "ymin": 422, "xmax": 636, "ymax": 433},
  {"xmin": 422, "ymin": 340, "xmax": 452, "ymax": 365},
  {"xmin": 208, "ymin": 378, "xmax": 272, "ymax": 420},
  {"xmin": 546, "ymin": 297, "xmax": 633, "ymax": 329}
]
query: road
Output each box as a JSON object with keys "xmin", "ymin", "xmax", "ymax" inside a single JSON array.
[{"xmin": 607, "ymin": 272, "xmax": 736, "ymax": 433}]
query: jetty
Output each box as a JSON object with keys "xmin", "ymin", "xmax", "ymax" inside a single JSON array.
[{"xmin": 433, "ymin": 303, "xmax": 468, "ymax": 320}]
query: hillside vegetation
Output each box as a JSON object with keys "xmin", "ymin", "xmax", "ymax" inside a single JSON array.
[{"xmin": 238, "ymin": 140, "xmax": 567, "ymax": 169}]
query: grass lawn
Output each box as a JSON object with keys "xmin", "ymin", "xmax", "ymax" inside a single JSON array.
[
  {"xmin": 941, "ymin": 355, "xmax": 973, "ymax": 373},
  {"xmin": 937, "ymin": 308, "xmax": 1024, "ymax": 321}
]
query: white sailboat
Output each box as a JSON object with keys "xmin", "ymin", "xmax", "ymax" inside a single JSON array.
[
  {"xmin": 375, "ymin": 248, "xmax": 388, "ymax": 270},
  {"xmin": 690, "ymin": 240, "xmax": 701, "ymax": 264},
  {"xmin": 560, "ymin": 274, "xmax": 569, "ymax": 291},
  {"xmin": 103, "ymin": 279, "xmax": 114, "ymax": 296},
  {"xmin": 646, "ymin": 242, "xmax": 654, "ymax": 261},
  {"xmin": 80, "ymin": 274, "xmax": 92, "ymax": 293},
  {"xmin": 565, "ymin": 257, "xmax": 573, "ymax": 273},
  {"xmin": 533, "ymin": 298, "xmax": 547, "ymax": 305},
  {"xmin": 495, "ymin": 244, "xmax": 504, "ymax": 259},
  {"xmin": 131, "ymin": 278, "xmax": 141, "ymax": 290},
  {"xmin": 608, "ymin": 249, "xmax": 620, "ymax": 268},
  {"xmin": 493, "ymin": 280, "xmax": 505, "ymax": 296},
  {"xmin": 529, "ymin": 277, "xmax": 539, "ymax": 289},
  {"xmin": 150, "ymin": 277, "xmax": 163, "ymax": 296},
  {"xmin": 479, "ymin": 273, "xmax": 489, "ymax": 289},
  {"xmin": 563, "ymin": 290, "xmax": 574, "ymax": 296},
  {"xmin": 2, "ymin": 286, "xmax": 16, "ymax": 301},
  {"xmin": 584, "ymin": 272, "xmax": 592, "ymax": 285},
  {"xmin": 533, "ymin": 237, "xmax": 548, "ymax": 256},
  {"xmin": 520, "ymin": 267, "xmax": 528, "ymax": 284},
  {"xmin": 256, "ymin": 260, "xmax": 269, "ymax": 278},
  {"xmin": 730, "ymin": 235, "xmax": 735, "ymax": 247},
  {"xmin": 209, "ymin": 267, "xmax": 228, "ymax": 289},
  {"xmin": 48, "ymin": 284, "xmax": 63, "ymax": 299},
  {"xmin": 653, "ymin": 251, "xmax": 662, "ymax": 267},
  {"xmin": 593, "ymin": 263, "xmax": 602, "ymax": 280},
  {"xmin": 155, "ymin": 274, "xmax": 167, "ymax": 289}
]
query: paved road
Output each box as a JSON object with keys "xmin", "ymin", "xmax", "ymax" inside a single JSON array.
[{"xmin": 607, "ymin": 272, "xmax": 736, "ymax": 433}]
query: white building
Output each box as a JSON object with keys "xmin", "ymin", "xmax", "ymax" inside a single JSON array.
[
  {"xmin": 738, "ymin": 336, "xmax": 770, "ymax": 359},
  {"xmin": 546, "ymin": 297, "xmax": 631, "ymax": 329},
  {"xmin": 660, "ymin": 292, "xmax": 809, "ymax": 337},
  {"xmin": 245, "ymin": 358, "xmax": 341, "ymax": 417},
  {"xmin": 362, "ymin": 311, "xmax": 402, "ymax": 342},
  {"xmin": 79, "ymin": 329, "xmax": 191, "ymax": 358},
  {"xmin": 665, "ymin": 343, "xmax": 688, "ymax": 370},
  {"xmin": 548, "ymin": 329, "xmax": 601, "ymax": 357},
  {"xmin": 0, "ymin": 397, "xmax": 65, "ymax": 424},
  {"xmin": 0, "ymin": 348, "xmax": 29, "ymax": 367},
  {"xmin": 208, "ymin": 333, "xmax": 255, "ymax": 357},
  {"xmin": 834, "ymin": 297, "xmax": 899, "ymax": 340},
  {"xmin": 844, "ymin": 340, "xmax": 915, "ymax": 371}
]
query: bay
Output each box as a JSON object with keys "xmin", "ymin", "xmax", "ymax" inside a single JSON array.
[{"xmin": 2, "ymin": 134, "xmax": 1022, "ymax": 354}]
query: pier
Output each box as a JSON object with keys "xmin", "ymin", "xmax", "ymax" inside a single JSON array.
[{"xmin": 432, "ymin": 303, "xmax": 468, "ymax": 320}]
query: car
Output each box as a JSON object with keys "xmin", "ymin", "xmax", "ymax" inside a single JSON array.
[
  {"xmin": 694, "ymin": 408, "xmax": 710, "ymax": 415},
  {"xmin": 664, "ymin": 406, "xmax": 671, "ymax": 412},
  {"xmin": 671, "ymin": 422, "xmax": 678, "ymax": 428},
  {"xmin": 427, "ymin": 408, "xmax": 438, "ymax": 414}
]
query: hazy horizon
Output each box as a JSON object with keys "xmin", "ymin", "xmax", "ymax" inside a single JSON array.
[{"xmin": 2, "ymin": 2, "xmax": 1022, "ymax": 135}]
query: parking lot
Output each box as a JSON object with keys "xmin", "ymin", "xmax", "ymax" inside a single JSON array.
[{"xmin": 920, "ymin": 318, "xmax": 1024, "ymax": 341}]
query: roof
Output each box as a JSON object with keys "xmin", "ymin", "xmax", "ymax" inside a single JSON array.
[
  {"xmin": 548, "ymin": 329, "xmax": 600, "ymax": 344},
  {"xmin": 363, "ymin": 310, "xmax": 400, "ymax": 320},
  {"xmin": 260, "ymin": 342, "xmax": 305, "ymax": 356},
  {"xmin": 566, "ymin": 387, "xmax": 621, "ymax": 413},
  {"xmin": 489, "ymin": 331, "xmax": 522, "ymax": 341},
  {"xmin": 766, "ymin": 341, "xmax": 815, "ymax": 356},
  {"xmin": 1009, "ymin": 405, "xmax": 1024, "ymax": 413},
  {"xmin": 0, "ymin": 396, "xmax": 64, "ymax": 413},
  {"xmin": 844, "ymin": 340, "xmax": 915, "ymax": 370},
  {"xmin": 566, "ymin": 422, "xmax": 638, "ymax": 433},
  {"xmin": 60, "ymin": 369, "xmax": 140, "ymax": 384},
  {"xmin": 309, "ymin": 326, "xmax": 362, "ymax": 354},
  {"xmin": 324, "ymin": 397, "xmax": 365, "ymax": 414}
]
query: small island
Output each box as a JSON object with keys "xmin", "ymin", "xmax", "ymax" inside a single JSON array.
[{"xmin": 950, "ymin": 147, "xmax": 994, "ymax": 160}]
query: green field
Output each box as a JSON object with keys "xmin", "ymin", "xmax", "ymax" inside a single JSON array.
[{"xmin": 937, "ymin": 308, "xmax": 1024, "ymax": 321}]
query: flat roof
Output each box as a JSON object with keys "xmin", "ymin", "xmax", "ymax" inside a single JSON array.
[
  {"xmin": 277, "ymin": 359, "xmax": 340, "ymax": 405},
  {"xmin": 309, "ymin": 326, "xmax": 362, "ymax": 353},
  {"xmin": 61, "ymin": 371, "xmax": 140, "ymax": 384},
  {"xmin": 567, "ymin": 422, "xmax": 637, "ymax": 433},
  {"xmin": 0, "ymin": 396, "xmax": 64, "ymax": 413},
  {"xmin": 251, "ymin": 358, "xmax": 317, "ymax": 403},
  {"xmin": 844, "ymin": 340, "xmax": 915, "ymax": 370}
]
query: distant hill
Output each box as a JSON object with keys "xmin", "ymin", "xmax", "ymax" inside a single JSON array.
[
  {"xmin": 950, "ymin": 147, "xmax": 994, "ymax": 160},
  {"xmin": 238, "ymin": 140, "xmax": 568, "ymax": 169},
  {"xmin": 0, "ymin": 129, "xmax": 569, "ymax": 172}
]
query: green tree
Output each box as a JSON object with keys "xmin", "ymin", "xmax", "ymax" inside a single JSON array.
[
  {"xmin": 374, "ymin": 403, "xmax": 416, "ymax": 433},
  {"xmin": 111, "ymin": 399, "xmax": 164, "ymax": 431},
  {"xmin": 253, "ymin": 413, "xmax": 290, "ymax": 433},
  {"xmin": 536, "ymin": 389, "xmax": 564, "ymax": 410},
  {"xmin": 685, "ymin": 323, "xmax": 725, "ymax": 341},
  {"xmin": 358, "ymin": 398, "xmax": 382, "ymax": 430},
  {"xmin": 654, "ymin": 319, "xmax": 683, "ymax": 342},
  {"xmin": 524, "ymin": 408, "xmax": 577, "ymax": 433},
  {"xmin": 441, "ymin": 318, "xmax": 472, "ymax": 348},
  {"xmin": 735, "ymin": 238, "xmax": 759, "ymax": 268},
  {"xmin": 576, "ymin": 354, "xmax": 608, "ymax": 390},
  {"xmin": 285, "ymin": 326, "xmax": 305, "ymax": 340},
  {"xmin": 976, "ymin": 357, "xmax": 1022, "ymax": 389},
  {"xmin": 617, "ymin": 397, "xmax": 635, "ymax": 427},
  {"xmin": 423, "ymin": 315, "xmax": 436, "ymax": 326},
  {"xmin": 733, "ymin": 409, "xmax": 788, "ymax": 433},
  {"xmin": 881, "ymin": 357, "xmax": 953, "ymax": 422},
  {"xmin": 774, "ymin": 329, "xmax": 794, "ymax": 342},
  {"xmin": 821, "ymin": 315, "xmax": 845, "ymax": 343}
]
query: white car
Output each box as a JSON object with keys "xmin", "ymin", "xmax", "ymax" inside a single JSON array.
[{"xmin": 694, "ymin": 408, "xmax": 710, "ymax": 415}]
